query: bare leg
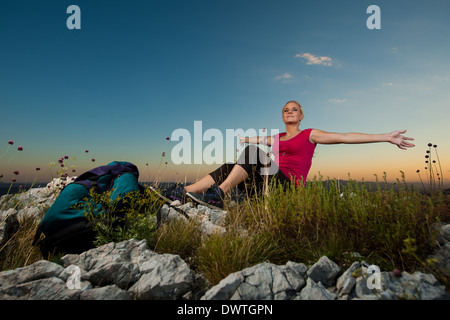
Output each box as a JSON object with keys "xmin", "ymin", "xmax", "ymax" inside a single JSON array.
[
  {"xmin": 185, "ymin": 164, "xmax": 249, "ymax": 195},
  {"xmin": 218, "ymin": 165, "xmax": 248, "ymax": 194},
  {"xmin": 184, "ymin": 174, "xmax": 215, "ymax": 193}
]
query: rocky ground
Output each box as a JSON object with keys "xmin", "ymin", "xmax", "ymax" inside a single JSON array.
[{"xmin": 0, "ymin": 178, "xmax": 449, "ymax": 300}]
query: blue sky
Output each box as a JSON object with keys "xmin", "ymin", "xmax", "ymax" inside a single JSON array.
[{"xmin": 1, "ymin": 0, "xmax": 449, "ymax": 186}]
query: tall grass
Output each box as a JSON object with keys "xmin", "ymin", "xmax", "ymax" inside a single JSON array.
[
  {"xmin": 239, "ymin": 173, "xmax": 444, "ymax": 270},
  {"xmin": 0, "ymin": 215, "xmax": 43, "ymax": 270},
  {"xmin": 196, "ymin": 229, "xmax": 278, "ymax": 285}
]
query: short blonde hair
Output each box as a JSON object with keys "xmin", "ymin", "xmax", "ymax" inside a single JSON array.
[{"xmin": 283, "ymin": 100, "xmax": 304, "ymax": 116}]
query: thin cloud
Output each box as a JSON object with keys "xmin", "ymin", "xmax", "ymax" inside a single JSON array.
[
  {"xmin": 389, "ymin": 47, "xmax": 399, "ymax": 55},
  {"xmin": 295, "ymin": 52, "xmax": 333, "ymax": 66},
  {"xmin": 328, "ymin": 98, "xmax": 347, "ymax": 104},
  {"xmin": 274, "ymin": 73, "xmax": 293, "ymax": 81},
  {"xmin": 430, "ymin": 75, "xmax": 449, "ymax": 82}
]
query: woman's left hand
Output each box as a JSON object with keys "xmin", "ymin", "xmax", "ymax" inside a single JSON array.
[{"xmin": 389, "ymin": 130, "xmax": 415, "ymax": 150}]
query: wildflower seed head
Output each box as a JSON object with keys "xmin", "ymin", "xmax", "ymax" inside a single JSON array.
[
  {"xmin": 91, "ymin": 158, "xmax": 95, "ymax": 162},
  {"xmin": 392, "ymin": 268, "xmax": 402, "ymax": 278},
  {"xmin": 8, "ymin": 140, "xmax": 14, "ymax": 145},
  {"xmin": 166, "ymin": 137, "xmax": 170, "ymax": 140},
  {"xmin": 13, "ymin": 170, "xmax": 19, "ymax": 175},
  {"xmin": 11, "ymin": 178, "xmax": 16, "ymax": 182},
  {"xmin": 17, "ymin": 146, "xmax": 23, "ymax": 151},
  {"xmin": 428, "ymin": 143, "xmax": 432, "ymax": 147},
  {"xmin": 85, "ymin": 150, "xmax": 89, "ymax": 153},
  {"xmin": 416, "ymin": 169, "xmax": 420, "ymax": 173},
  {"xmin": 36, "ymin": 167, "xmax": 41, "ymax": 171},
  {"xmin": 64, "ymin": 155, "xmax": 69, "ymax": 159},
  {"xmin": 433, "ymin": 144, "xmax": 437, "ymax": 148}
]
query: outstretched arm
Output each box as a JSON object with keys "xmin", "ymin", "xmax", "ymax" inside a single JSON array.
[{"xmin": 310, "ymin": 129, "xmax": 415, "ymax": 150}]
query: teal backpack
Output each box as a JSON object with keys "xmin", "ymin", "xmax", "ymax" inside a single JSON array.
[{"xmin": 33, "ymin": 161, "xmax": 142, "ymax": 256}]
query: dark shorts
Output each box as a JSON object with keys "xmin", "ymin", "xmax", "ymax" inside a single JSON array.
[{"xmin": 208, "ymin": 145, "xmax": 292, "ymax": 196}]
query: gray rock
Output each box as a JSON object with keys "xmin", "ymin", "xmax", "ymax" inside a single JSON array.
[
  {"xmin": 160, "ymin": 204, "xmax": 187, "ymax": 223},
  {"xmin": 381, "ymin": 271, "xmax": 449, "ymax": 300},
  {"xmin": 306, "ymin": 256, "xmax": 341, "ymax": 287},
  {"xmin": 0, "ymin": 277, "xmax": 70, "ymax": 300},
  {"xmin": 0, "ymin": 208, "xmax": 19, "ymax": 247},
  {"xmin": 17, "ymin": 206, "xmax": 42, "ymax": 220},
  {"xmin": 441, "ymin": 224, "xmax": 450, "ymax": 242},
  {"xmin": 434, "ymin": 223, "xmax": 450, "ymax": 245},
  {"xmin": 0, "ymin": 260, "xmax": 64, "ymax": 290},
  {"xmin": 295, "ymin": 278, "xmax": 337, "ymax": 300},
  {"xmin": 62, "ymin": 239, "xmax": 197, "ymax": 299},
  {"xmin": 158, "ymin": 201, "xmax": 228, "ymax": 235},
  {"xmin": 197, "ymin": 205, "xmax": 227, "ymax": 226},
  {"xmin": 352, "ymin": 270, "xmax": 449, "ymax": 300},
  {"xmin": 80, "ymin": 284, "xmax": 133, "ymax": 300},
  {"xmin": 0, "ymin": 239, "xmax": 201, "ymax": 300},
  {"xmin": 427, "ymin": 241, "xmax": 450, "ymax": 277},
  {"xmin": 336, "ymin": 261, "xmax": 360, "ymax": 296},
  {"xmin": 201, "ymin": 270, "xmax": 245, "ymax": 300},
  {"xmin": 60, "ymin": 238, "xmax": 151, "ymax": 271},
  {"xmin": 128, "ymin": 254, "xmax": 193, "ymax": 300},
  {"xmin": 85, "ymin": 262, "xmax": 140, "ymax": 289},
  {"xmin": 354, "ymin": 276, "xmax": 379, "ymax": 300},
  {"xmin": 201, "ymin": 261, "xmax": 306, "ymax": 300}
]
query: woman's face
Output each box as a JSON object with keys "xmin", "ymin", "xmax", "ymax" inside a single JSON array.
[{"xmin": 282, "ymin": 102, "xmax": 304, "ymax": 125}]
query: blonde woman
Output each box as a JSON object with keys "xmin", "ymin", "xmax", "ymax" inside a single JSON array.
[{"xmin": 168, "ymin": 101, "xmax": 415, "ymax": 208}]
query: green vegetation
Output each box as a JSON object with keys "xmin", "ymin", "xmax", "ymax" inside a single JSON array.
[{"xmin": 2, "ymin": 173, "xmax": 448, "ymax": 290}]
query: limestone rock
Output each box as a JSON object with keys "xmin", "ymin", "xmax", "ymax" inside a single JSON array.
[
  {"xmin": 306, "ymin": 256, "xmax": 341, "ymax": 287},
  {"xmin": 201, "ymin": 261, "xmax": 307, "ymax": 300},
  {"xmin": 295, "ymin": 278, "xmax": 337, "ymax": 300}
]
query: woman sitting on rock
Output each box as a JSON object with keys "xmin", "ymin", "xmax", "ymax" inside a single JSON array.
[{"xmin": 169, "ymin": 100, "xmax": 415, "ymax": 208}]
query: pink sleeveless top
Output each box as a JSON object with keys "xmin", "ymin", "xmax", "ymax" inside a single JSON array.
[{"xmin": 272, "ymin": 128, "xmax": 316, "ymax": 186}]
